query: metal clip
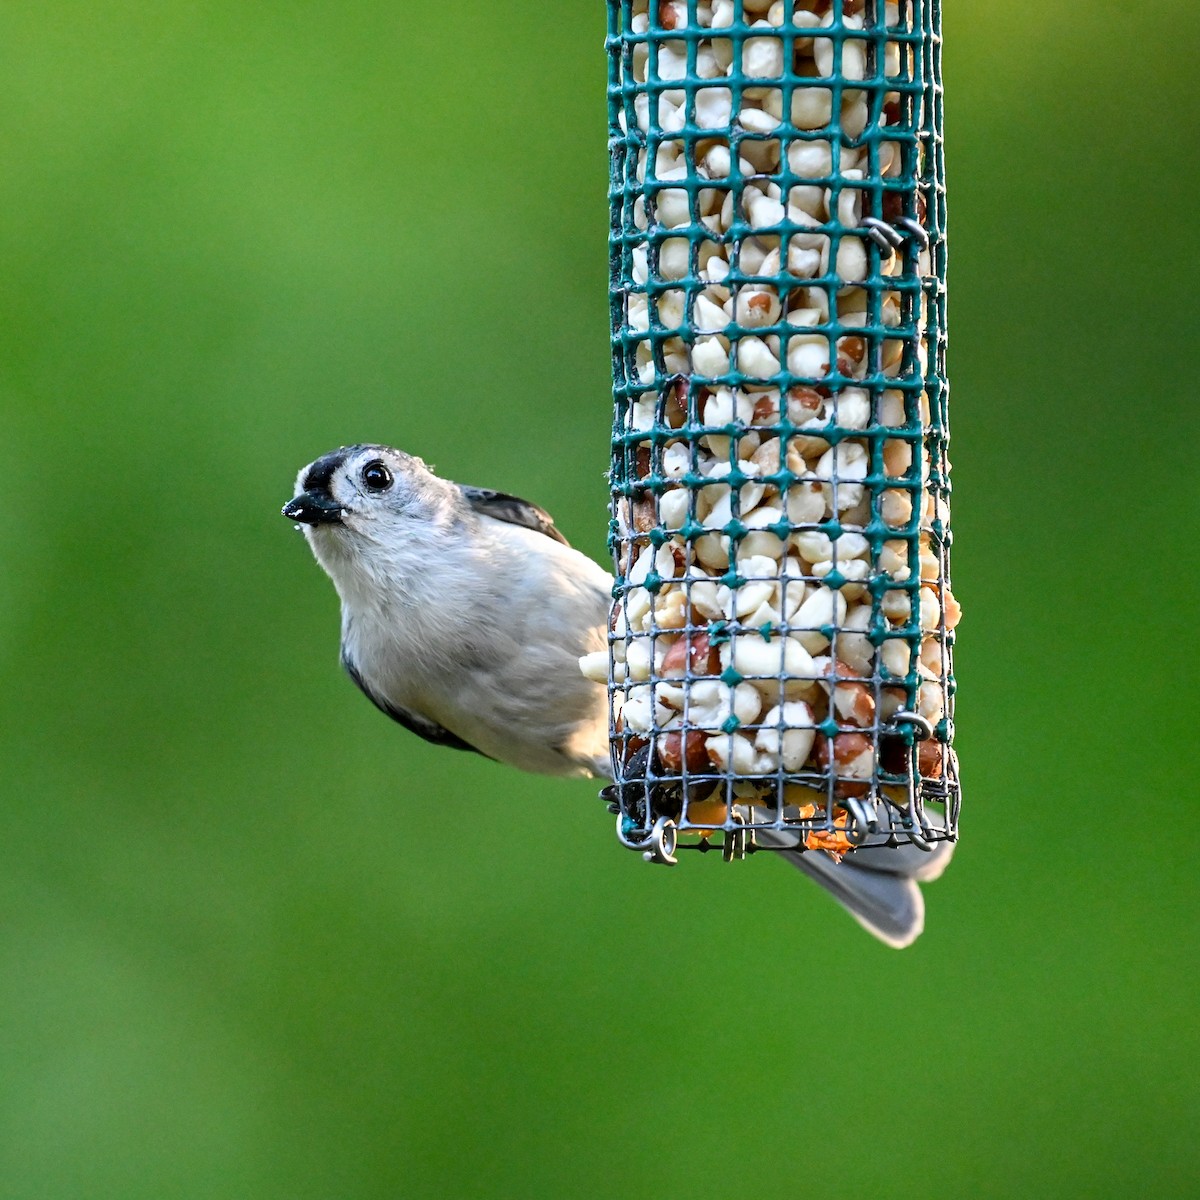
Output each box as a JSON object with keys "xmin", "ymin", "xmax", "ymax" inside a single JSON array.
[
  {"xmin": 859, "ymin": 215, "xmax": 930, "ymax": 254},
  {"xmin": 616, "ymin": 813, "xmax": 678, "ymax": 865},
  {"xmin": 897, "ymin": 215, "xmax": 931, "ymax": 248},
  {"xmin": 888, "ymin": 710, "xmax": 935, "ymax": 741},
  {"xmin": 860, "ymin": 215, "xmax": 906, "ymax": 252},
  {"xmin": 843, "ymin": 796, "xmax": 879, "ymax": 846},
  {"xmin": 722, "ymin": 811, "xmax": 749, "ymax": 862},
  {"xmin": 904, "ymin": 811, "xmax": 938, "ymax": 852},
  {"xmin": 893, "ymin": 796, "xmax": 940, "ymax": 852}
]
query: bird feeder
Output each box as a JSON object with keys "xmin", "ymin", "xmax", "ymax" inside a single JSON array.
[{"xmin": 604, "ymin": 0, "xmax": 959, "ymax": 864}]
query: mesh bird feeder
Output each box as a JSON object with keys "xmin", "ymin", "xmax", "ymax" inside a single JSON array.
[{"xmin": 604, "ymin": 0, "xmax": 959, "ymax": 864}]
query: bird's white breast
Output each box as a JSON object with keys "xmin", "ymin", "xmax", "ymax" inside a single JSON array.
[{"xmin": 314, "ymin": 515, "xmax": 612, "ymax": 776}]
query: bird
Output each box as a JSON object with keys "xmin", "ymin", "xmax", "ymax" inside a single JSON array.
[
  {"xmin": 282, "ymin": 443, "xmax": 953, "ymax": 947},
  {"xmin": 282, "ymin": 444, "xmax": 613, "ymax": 777}
]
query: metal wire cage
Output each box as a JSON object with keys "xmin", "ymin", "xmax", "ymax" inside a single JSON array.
[{"xmin": 605, "ymin": 0, "xmax": 958, "ymax": 864}]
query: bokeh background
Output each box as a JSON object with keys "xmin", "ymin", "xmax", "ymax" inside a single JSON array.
[{"xmin": 1, "ymin": 2, "xmax": 1196, "ymax": 1197}]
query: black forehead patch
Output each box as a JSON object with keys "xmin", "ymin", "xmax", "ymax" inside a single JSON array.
[
  {"xmin": 302, "ymin": 448, "xmax": 356, "ymax": 495},
  {"xmin": 303, "ymin": 444, "xmax": 405, "ymax": 495}
]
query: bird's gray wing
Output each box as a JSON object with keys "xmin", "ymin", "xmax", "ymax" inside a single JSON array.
[
  {"xmin": 459, "ymin": 485, "xmax": 570, "ymax": 546},
  {"xmin": 342, "ymin": 655, "xmax": 493, "ymax": 759}
]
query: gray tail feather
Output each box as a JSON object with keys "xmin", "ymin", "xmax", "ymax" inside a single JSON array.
[
  {"xmin": 832, "ymin": 838, "xmax": 955, "ymax": 883},
  {"xmin": 782, "ymin": 850, "xmax": 924, "ymax": 948},
  {"xmin": 759, "ymin": 830, "xmax": 956, "ymax": 949}
]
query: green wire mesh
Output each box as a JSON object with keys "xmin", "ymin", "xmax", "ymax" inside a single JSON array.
[{"xmin": 604, "ymin": 0, "xmax": 958, "ymax": 861}]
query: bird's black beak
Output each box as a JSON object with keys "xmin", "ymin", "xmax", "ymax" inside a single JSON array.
[{"xmin": 282, "ymin": 493, "xmax": 344, "ymax": 526}]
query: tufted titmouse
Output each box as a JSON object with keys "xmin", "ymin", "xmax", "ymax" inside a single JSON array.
[
  {"xmin": 282, "ymin": 443, "xmax": 612, "ymax": 777},
  {"xmin": 282, "ymin": 444, "xmax": 952, "ymax": 946}
]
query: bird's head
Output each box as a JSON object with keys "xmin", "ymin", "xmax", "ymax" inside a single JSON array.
[{"xmin": 282, "ymin": 444, "xmax": 456, "ymax": 579}]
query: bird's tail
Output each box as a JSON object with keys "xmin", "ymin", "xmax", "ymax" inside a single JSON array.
[
  {"xmin": 596, "ymin": 755, "xmax": 954, "ymax": 947},
  {"xmin": 757, "ymin": 827, "xmax": 955, "ymax": 948}
]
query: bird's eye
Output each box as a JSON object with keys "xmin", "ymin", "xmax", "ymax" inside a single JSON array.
[{"xmin": 361, "ymin": 461, "xmax": 393, "ymax": 492}]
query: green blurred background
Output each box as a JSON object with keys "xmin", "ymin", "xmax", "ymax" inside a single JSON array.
[{"xmin": 1, "ymin": 2, "xmax": 1196, "ymax": 1197}]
